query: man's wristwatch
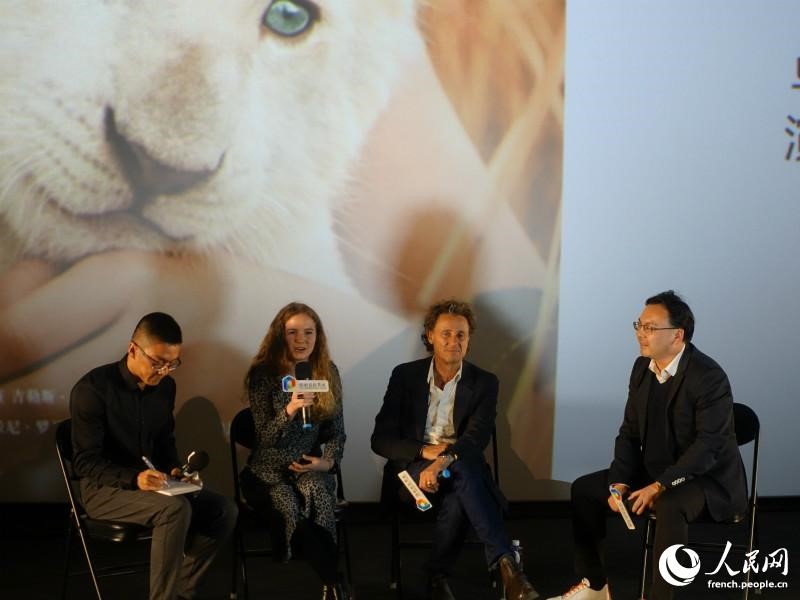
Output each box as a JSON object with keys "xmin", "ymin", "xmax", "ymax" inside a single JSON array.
[
  {"xmin": 436, "ymin": 453, "xmax": 456, "ymax": 478},
  {"xmin": 438, "ymin": 452, "xmax": 457, "ymax": 466}
]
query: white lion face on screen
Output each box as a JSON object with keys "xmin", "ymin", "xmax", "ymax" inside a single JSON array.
[{"xmin": 0, "ymin": 0, "xmax": 413, "ymax": 273}]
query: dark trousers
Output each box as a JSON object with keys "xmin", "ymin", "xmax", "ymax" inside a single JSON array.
[
  {"xmin": 291, "ymin": 519, "xmax": 340, "ymax": 584},
  {"xmin": 571, "ymin": 469, "xmax": 707, "ymax": 600},
  {"xmin": 80, "ymin": 481, "xmax": 237, "ymax": 600},
  {"xmin": 405, "ymin": 456, "xmax": 512, "ymax": 575}
]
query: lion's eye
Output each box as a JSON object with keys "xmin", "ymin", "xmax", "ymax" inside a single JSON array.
[{"xmin": 263, "ymin": 0, "xmax": 319, "ymax": 37}]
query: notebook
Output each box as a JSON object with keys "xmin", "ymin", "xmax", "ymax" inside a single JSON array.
[{"xmin": 156, "ymin": 479, "xmax": 202, "ymax": 496}]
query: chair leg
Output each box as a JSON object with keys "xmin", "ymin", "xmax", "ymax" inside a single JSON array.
[
  {"xmin": 236, "ymin": 525, "xmax": 249, "ymax": 600},
  {"xmin": 230, "ymin": 522, "xmax": 241, "ymax": 600},
  {"xmin": 491, "ymin": 567, "xmax": 504, "ymax": 600},
  {"xmin": 61, "ymin": 516, "xmax": 75, "ymax": 600},
  {"xmin": 744, "ymin": 506, "xmax": 759, "ymax": 600},
  {"xmin": 338, "ymin": 520, "xmax": 353, "ymax": 586},
  {"xmin": 639, "ymin": 518, "xmax": 654, "ymax": 600},
  {"xmin": 389, "ymin": 514, "xmax": 401, "ymax": 597},
  {"xmin": 230, "ymin": 523, "xmax": 250, "ymax": 600},
  {"xmin": 395, "ymin": 558, "xmax": 403, "ymax": 600},
  {"xmin": 743, "ymin": 545, "xmax": 751, "ymax": 600},
  {"xmin": 74, "ymin": 517, "xmax": 104, "ymax": 600}
]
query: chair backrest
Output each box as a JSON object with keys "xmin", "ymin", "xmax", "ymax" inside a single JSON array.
[
  {"xmin": 732, "ymin": 402, "xmax": 760, "ymax": 507},
  {"xmin": 55, "ymin": 419, "xmax": 86, "ymax": 519},
  {"xmin": 488, "ymin": 426, "xmax": 500, "ymax": 486},
  {"xmin": 733, "ymin": 403, "xmax": 759, "ymax": 446},
  {"xmin": 230, "ymin": 407, "xmax": 256, "ymax": 451},
  {"xmin": 229, "ymin": 408, "xmax": 255, "ymax": 504},
  {"xmin": 56, "ymin": 418, "xmax": 74, "ymax": 461}
]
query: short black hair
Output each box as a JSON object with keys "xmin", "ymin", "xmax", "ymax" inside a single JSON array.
[
  {"xmin": 645, "ymin": 290, "xmax": 694, "ymax": 342},
  {"xmin": 132, "ymin": 312, "xmax": 182, "ymax": 345},
  {"xmin": 421, "ymin": 299, "xmax": 476, "ymax": 352}
]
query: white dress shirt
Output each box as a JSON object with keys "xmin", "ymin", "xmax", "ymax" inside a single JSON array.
[
  {"xmin": 648, "ymin": 344, "xmax": 686, "ymax": 384},
  {"xmin": 423, "ymin": 360, "xmax": 461, "ymax": 445}
]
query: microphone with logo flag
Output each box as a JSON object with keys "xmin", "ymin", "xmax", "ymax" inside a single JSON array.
[
  {"xmin": 180, "ymin": 450, "xmax": 209, "ymax": 478},
  {"xmin": 295, "ymin": 361, "xmax": 313, "ymax": 430}
]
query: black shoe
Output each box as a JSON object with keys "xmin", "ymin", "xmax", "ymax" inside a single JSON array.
[
  {"xmin": 498, "ymin": 554, "xmax": 539, "ymax": 600},
  {"xmin": 428, "ymin": 574, "xmax": 456, "ymax": 600}
]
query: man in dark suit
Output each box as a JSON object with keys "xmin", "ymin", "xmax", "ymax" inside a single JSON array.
[
  {"xmin": 371, "ymin": 299, "xmax": 539, "ymax": 600},
  {"xmin": 549, "ymin": 291, "xmax": 747, "ymax": 600}
]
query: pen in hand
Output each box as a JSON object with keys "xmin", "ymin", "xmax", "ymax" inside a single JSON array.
[{"xmin": 141, "ymin": 456, "xmax": 167, "ymax": 490}]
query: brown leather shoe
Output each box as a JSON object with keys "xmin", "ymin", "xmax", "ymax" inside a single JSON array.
[
  {"xmin": 322, "ymin": 581, "xmax": 352, "ymax": 600},
  {"xmin": 498, "ymin": 554, "xmax": 539, "ymax": 600},
  {"xmin": 428, "ymin": 574, "xmax": 456, "ymax": 600}
]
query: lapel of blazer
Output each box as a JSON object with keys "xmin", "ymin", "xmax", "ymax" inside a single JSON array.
[
  {"xmin": 413, "ymin": 358, "xmax": 433, "ymax": 441},
  {"xmin": 453, "ymin": 361, "xmax": 475, "ymax": 432},
  {"xmin": 634, "ymin": 358, "xmax": 652, "ymax": 441},
  {"xmin": 665, "ymin": 343, "xmax": 691, "ymax": 412}
]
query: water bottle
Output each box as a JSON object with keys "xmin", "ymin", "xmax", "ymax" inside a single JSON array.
[{"xmin": 511, "ymin": 539, "xmax": 523, "ymax": 570}]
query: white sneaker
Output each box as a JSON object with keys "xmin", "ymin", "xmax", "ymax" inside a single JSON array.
[{"xmin": 547, "ymin": 578, "xmax": 610, "ymax": 600}]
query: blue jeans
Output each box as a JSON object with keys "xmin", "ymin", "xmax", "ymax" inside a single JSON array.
[{"xmin": 405, "ymin": 456, "xmax": 512, "ymax": 575}]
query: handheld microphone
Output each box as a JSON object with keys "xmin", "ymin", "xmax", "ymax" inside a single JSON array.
[
  {"xmin": 295, "ymin": 361, "xmax": 313, "ymax": 430},
  {"xmin": 181, "ymin": 450, "xmax": 209, "ymax": 478},
  {"xmin": 398, "ymin": 470, "xmax": 432, "ymax": 511},
  {"xmin": 609, "ymin": 485, "xmax": 635, "ymax": 530}
]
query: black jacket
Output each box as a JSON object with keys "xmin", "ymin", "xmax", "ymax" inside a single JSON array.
[
  {"xmin": 371, "ymin": 357, "xmax": 498, "ymax": 468},
  {"xmin": 609, "ymin": 344, "xmax": 747, "ymax": 521}
]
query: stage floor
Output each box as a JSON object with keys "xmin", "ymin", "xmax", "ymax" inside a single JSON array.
[{"xmin": 2, "ymin": 501, "xmax": 797, "ymax": 599}]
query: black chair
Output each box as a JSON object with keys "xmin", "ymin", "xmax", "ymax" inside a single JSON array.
[
  {"xmin": 382, "ymin": 430, "xmax": 501, "ymax": 599},
  {"xmin": 229, "ymin": 407, "xmax": 352, "ymax": 600},
  {"xmin": 56, "ymin": 419, "xmax": 153, "ymax": 600},
  {"xmin": 639, "ymin": 402, "xmax": 760, "ymax": 600}
]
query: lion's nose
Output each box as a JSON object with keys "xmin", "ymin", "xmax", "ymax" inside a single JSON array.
[{"xmin": 104, "ymin": 107, "xmax": 222, "ymax": 198}]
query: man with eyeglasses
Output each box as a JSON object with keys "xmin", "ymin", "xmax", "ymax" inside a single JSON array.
[
  {"xmin": 70, "ymin": 312, "xmax": 237, "ymax": 600},
  {"xmin": 549, "ymin": 291, "xmax": 746, "ymax": 600}
]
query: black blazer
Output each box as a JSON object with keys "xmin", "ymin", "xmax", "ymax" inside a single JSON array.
[
  {"xmin": 608, "ymin": 344, "xmax": 747, "ymax": 521},
  {"xmin": 371, "ymin": 357, "xmax": 498, "ymax": 469}
]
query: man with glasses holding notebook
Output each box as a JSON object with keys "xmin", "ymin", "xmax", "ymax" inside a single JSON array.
[
  {"xmin": 71, "ymin": 312, "xmax": 236, "ymax": 600},
  {"xmin": 549, "ymin": 291, "xmax": 746, "ymax": 600}
]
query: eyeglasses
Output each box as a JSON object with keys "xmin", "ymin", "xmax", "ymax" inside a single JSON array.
[
  {"xmin": 132, "ymin": 341, "xmax": 182, "ymax": 372},
  {"xmin": 633, "ymin": 321, "xmax": 678, "ymax": 335}
]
